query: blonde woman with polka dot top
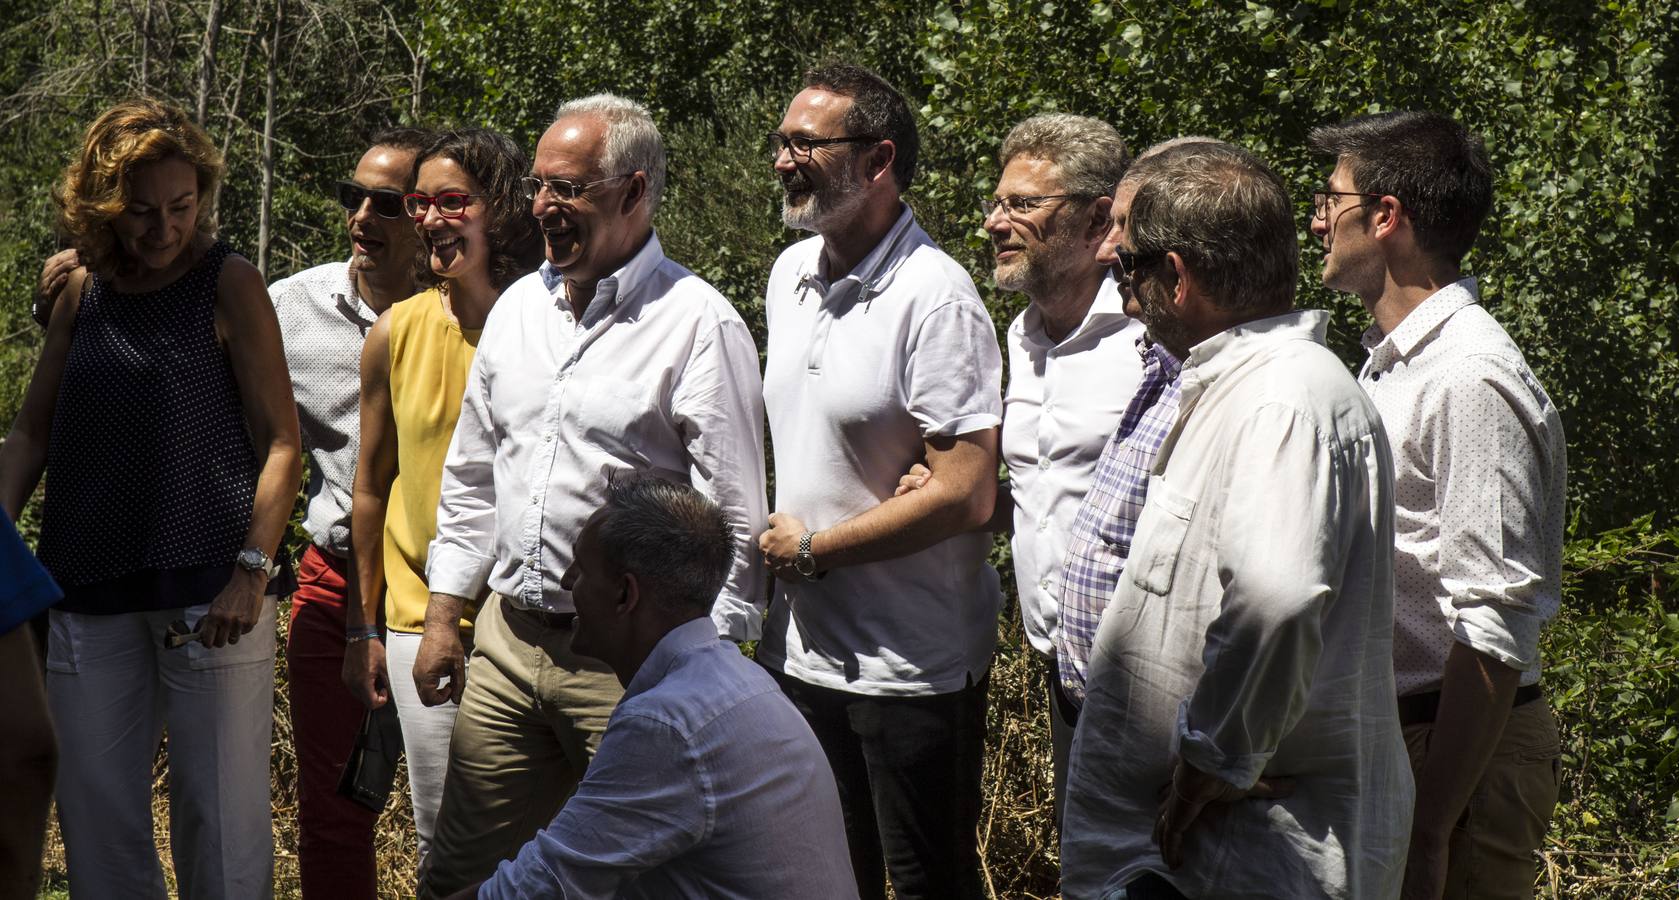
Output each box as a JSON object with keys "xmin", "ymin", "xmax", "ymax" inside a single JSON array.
[{"xmin": 0, "ymin": 98, "xmax": 302, "ymax": 898}]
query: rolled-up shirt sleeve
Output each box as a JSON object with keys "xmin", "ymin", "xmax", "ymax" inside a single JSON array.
[
  {"xmin": 425, "ymin": 349, "xmax": 499, "ymax": 601},
  {"xmin": 1177, "ymin": 403, "xmax": 1354, "ymax": 789},
  {"xmin": 478, "ymin": 714, "xmax": 708, "ymax": 900},
  {"xmin": 1434, "ymin": 355, "xmax": 1561, "ymax": 670},
  {"xmin": 673, "ymin": 317, "xmax": 769, "ymax": 642},
  {"xmin": 904, "ymin": 298, "xmax": 1003, "ymax": 438}
]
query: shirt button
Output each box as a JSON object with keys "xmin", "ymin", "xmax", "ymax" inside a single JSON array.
[
  {"xmin": 1044, "ymin": 401, "xmax": 1055, "ymax": 413},
  {"xmin": 1039, "ymin": 578, "xmax": 1052, "ymax": 591},
  {"xmin": 1038, "ymin": 458, "xmax": 1051, "ymax": 471},
  {"xmin": 1038, "ymin": 517, "xmax": 1050, "ymax": 532},
  {"xmin": 544, "ymin": 431, "xmax": 555, "ymax": 442},
  {"xmin": 525, "ymin": 555, "xmax": 538, "ymax": 567}
]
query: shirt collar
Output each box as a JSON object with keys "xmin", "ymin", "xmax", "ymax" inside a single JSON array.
[
  {"xmin": 334, "ymin": 257, "xmax": 378, "ymax": 326},
  {"xmin": 803, "ymin": 204, "xmax": 919, "ymax": 304},
  {"xmin": 1020, "ymin": 276, "xmax": 1133, "ymax": 351},
  {"xmin": 1184, "ymin": 309, "xmax": 1329, "ymax": 386},
  {"xmin": 1137, "ymin": 333, "xmax": 1184, "ymax": 379},
  {"xmin": 622, "ymin": 616, "xmax": 720, "ymax": 703},
  {"xmin": 538, "ymin": 230, "xmax": 666, "ymax": 327},
  {"xmin": 1360, "ymin": 277, "xmax": 1480, "ymax": 366}
]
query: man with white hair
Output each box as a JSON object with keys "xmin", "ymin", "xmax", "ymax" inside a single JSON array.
[{"xmin": 418, "ymin": 94, "xmax": 769, "ymax": 897}]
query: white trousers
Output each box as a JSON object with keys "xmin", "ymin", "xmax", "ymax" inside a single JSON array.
[
  {"xmin": 45, "ymin": 598, "xmax": 277, "ymax": 900},
  {"xmin": 385, "ymin": 629, "xmax": 463, "ymax": 866}
]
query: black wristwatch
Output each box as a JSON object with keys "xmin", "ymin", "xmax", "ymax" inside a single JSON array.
[{"xmin": 794, "ymin": 531, "xmax": 818, "ymax": 580}]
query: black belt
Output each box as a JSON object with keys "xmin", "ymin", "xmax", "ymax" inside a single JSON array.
[
  {"xmin": 511, "ymin": 604, "xmax": 576, "ymax": 629},
  {"xmin": 1398, "ymin": 683, "xmax": 1542, "ymax": 728}
]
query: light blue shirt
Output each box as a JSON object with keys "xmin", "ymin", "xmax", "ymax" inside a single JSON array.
[{"xmin": 479, "ymin": 617, "xmax": 858, "ymax": 900}]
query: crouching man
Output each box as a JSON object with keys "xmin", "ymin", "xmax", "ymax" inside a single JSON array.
[{"xmin": 451, "ymin": 476, "xmax": 857, "ymax": 900}]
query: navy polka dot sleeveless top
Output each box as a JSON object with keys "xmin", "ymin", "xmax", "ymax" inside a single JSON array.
[{"xmin": 38, "ymin": 241, "xmax": 260, "ymax": 614}]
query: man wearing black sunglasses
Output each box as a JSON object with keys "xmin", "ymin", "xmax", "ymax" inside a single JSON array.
[{"xmin": 266, "ymin": 126, "xmax": 436, "ymax": 900}]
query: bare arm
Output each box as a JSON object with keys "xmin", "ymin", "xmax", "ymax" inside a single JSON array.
[
  {"xmin": 344, "ymin": 313, "xmax": 397, "ymax": 708},
  {"xmin": 32, "ymin": 249, "xmax": 79, "ymax": 328},
  {"xmin": 1402, "ymin": 641, "xmax": 1521, "ymax": 900},
  {"xmin": 0, "ymin": 268, "xmax": 86, "ymax": 519},
  {"xmin": 896, "ymin": 462, "xmax": 1012, "ymax": 534},
  {"xmin": 204, "ymin": 256, "xmax": 303, "ymax": 648},
  {"xmin": 761, "ymin": 428, "xmax": 997, "ymax": 575}
]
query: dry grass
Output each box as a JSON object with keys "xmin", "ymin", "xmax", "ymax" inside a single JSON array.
[{"xmin": 35, "ymin": 606, "xmax": 1674, "ymax": 899}]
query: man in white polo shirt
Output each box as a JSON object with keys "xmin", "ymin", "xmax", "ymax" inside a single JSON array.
[{"xmin": 756, "ymin": 62, "xmax": 1003, "ymax": 900}]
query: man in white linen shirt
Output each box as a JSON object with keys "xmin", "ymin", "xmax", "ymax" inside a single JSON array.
[
  {"xmin": 417, "ymin": 95, "xmax": 769, "ymax": 897},
  {"xmin": 1060, "ymin": 141, "xmax": 1412, "ymax": 900},
  {"xmin": 1309, "ymin": 111, "xmax": 1566, "ymax": 900},
  {"xmin": 447, "ymin": 477, "xmax": 854, "ymax": 900},
  {"xmin": 904, "ymin": 113, "xmax": 1140, "ymax": 820},
  {"xmin": 755, "ymin": 62, "xmax": 1002, "ymax": 900}
]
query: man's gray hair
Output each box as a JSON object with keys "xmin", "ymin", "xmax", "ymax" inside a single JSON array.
[
  {"xmin": 1125, "ymin": 141, "xmax": 1298, "ymax": 315},
  {"xmin": 554, "ymin": 94, "xmax": 667, "ymax": 215},
  {"xmin": 595, "ymin": 474, "xmax": 736, "ymax": 615},
  {"xmin": 999, "ymin": 113, "xmax": 1129, "ymax": 199}
]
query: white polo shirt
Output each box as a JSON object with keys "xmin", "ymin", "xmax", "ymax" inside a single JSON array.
[
  {"xmin": 758, "ymin": 206, "xmax": 1005, "ymax": 697},
  {"xmin": 1001, "ymin": 277, "xmax": 1144, "ymax": 656}
]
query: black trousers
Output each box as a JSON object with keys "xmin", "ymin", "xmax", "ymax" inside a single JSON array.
[
  {"xmin": 1126, "ymin": 872, "xmax": 1191, "ymax": 899},
  {"xmin": 768, "ymin": 669, "xmax": 989, "ymax": 900}
]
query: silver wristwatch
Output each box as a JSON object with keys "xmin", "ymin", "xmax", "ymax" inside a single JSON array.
[
  {"xmin": 794, "ymin": 532, "xmax": 818, "ymax": 580},
  {"xmin": 236, "ymin": 547, "xmax": 279, "ymax": 579}
]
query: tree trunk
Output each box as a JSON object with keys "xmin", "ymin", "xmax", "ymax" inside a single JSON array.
[
  {"xmin": 257, "ymin": 0, "xmax": 281, "ymax": 277},
  {"xmin": 137, "ymin": 0, "xmax": 151, "ymax": 93},
  {"xmin": 194, "ymin": 0, "xmax": 225, "ymax": 125}
]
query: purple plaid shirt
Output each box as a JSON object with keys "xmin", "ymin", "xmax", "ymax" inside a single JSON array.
[{"xmin": 1055, "ymin": 337, "xmax": 1182, "ymax": 704}]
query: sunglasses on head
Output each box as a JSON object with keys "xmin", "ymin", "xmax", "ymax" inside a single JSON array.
[{"xmin": 335, "ymin": 181, "xmax": 406, "ymax": 219}]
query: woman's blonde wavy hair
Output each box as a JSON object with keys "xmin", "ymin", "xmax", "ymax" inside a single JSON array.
[{"xmin": 53, "ymin": 98, "xmax": 224, "ymax": 278}]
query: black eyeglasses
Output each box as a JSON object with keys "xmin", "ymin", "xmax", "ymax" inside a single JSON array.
[
  {"xmin": 1115, "ymin": 250, "xmax": 1166, "ymax": 282},
  {"xmin": 766, "ymin": 132, "xmax": 881, "ymax": 163},
  {"xmin": 1311, "ymin": 190, "xmax": 1385, "ymax": 221},
  {"xmin": 335, "ymin": 181, "xmax": 406, "ymax": 219},
  {"xmin": 403, "ymin": 192, "xmax": 480, "ymax": 220},
  {"xmin": 521, "ymin": 173, "xmax": 636, "ymax": 203},
  {"xmin": 980, "ymin": 194, "xmax": 1096, "ymax": 218}
]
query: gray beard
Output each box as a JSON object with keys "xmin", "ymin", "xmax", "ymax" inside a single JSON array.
[{"xmin": 782, "ymin": 174, "xmax": 868, "ymax": 233}]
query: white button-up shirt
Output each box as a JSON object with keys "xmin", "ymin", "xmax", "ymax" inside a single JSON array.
[
  {"xmin": 1002, "ymin": 277, "xmax": 1144, "ymax": 656},
  {"xmin": 426, "ymin": 233, "xmax": 769, "ymax": 640},
  {"xmin": 1359, "ymin": 278, "xmax": 1566, "ymax": 696},
  {"xmin": 1063, "ymin": 311, "xmax": 1411, "ymax": 900},
  {"xmin": 479, "ymin": 617, "xmax": 858, "ymax": 900},
  {"xmin": 758, "ymin": 206, "xmax": 1004, "ymax": 696}
]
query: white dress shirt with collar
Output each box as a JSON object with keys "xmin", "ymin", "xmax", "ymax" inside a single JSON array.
[
  {"xmin": 757, "ymin": 205, "xmax": 1005, "ymax": 697},
  {"xmin": 425, "ymin": 233, "xmax": 769, "ymax": 641},
  {"xmin": 1063, "ymin": 311, "xmax": 1411, "ymax": 900},
  {"xmin": 1359, "ymin": 278, "xmax": 1566, "ymax": 697},
  {"xmin": 268, "ymin": 258, "xmax": 380, "ymax": 556},
  {"xmin": 478, "ymin": 616, "xmax": 858, "ymax": 900},
  {"xmin": 1002, "ymin": 277, "xmax": 1145, "ymax": 657}
]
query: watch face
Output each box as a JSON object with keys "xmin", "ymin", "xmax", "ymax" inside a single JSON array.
[{"xmin": 794, "ymin": 553, "xmax": 816, "ymax": 577}]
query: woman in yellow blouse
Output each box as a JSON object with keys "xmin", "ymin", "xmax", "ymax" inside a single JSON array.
[{"xmin": 343, "ymin": 128, "xmax": 541, "ymax": 871}]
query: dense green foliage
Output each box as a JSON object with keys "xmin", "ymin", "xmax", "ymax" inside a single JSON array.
[{"xmin": 3, "ymin": 0, "xmax": 1676, "ymax": 896}]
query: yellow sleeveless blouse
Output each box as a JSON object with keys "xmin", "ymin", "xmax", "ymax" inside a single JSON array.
[{"xmin": 383, "ymin": 288, "xmax": 482, "ymax": 634}]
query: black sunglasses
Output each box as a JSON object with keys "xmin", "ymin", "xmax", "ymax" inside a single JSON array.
[
  {"xmin": 335, "ymin": 181, "xmax": 407, "ymax": 219},
  {"xmin": 1116, "ymin": 250, "xmax": 1166, "ymax": 281}
]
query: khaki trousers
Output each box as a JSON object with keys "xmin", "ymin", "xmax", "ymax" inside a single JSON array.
[
  {"xmin": 1403, "ymin": 697, "xmax": 1562, "ymax": 900},
  {"xmin": 419, "ymin": 594, "xmax": 622, "ymax": 897}
]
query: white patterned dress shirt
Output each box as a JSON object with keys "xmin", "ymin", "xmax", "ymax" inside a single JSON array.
[
  {"xmin": 1062, "ymin": 311, "xmax": 1411, "ymax": 900},
  {"xmin": 426, "ymin": 233, "xmax": 769, "ymax": 640},
  {"xmin": 1359, "ymin": 278, "xmax": 1566, "ymax": 696}
]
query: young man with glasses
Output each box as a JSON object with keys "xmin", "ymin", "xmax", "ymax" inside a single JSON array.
[
  {"xmin": 1060, "ymin": 141, "xmax": 1410, "ymax": 900},
  {"xmin": 266, "ymin": 126, "xmax": 435, "ymax": 900},
  {"xmin": 1310, "ymin": 111, "xmax": 1566, "ymax": 900},
  {"xmin": 417, "ymin": 94, "xmax": 767, "ymax": 898},
  {"xmin": 756, "ymin": 61, "xmax": 1003, "ymax": 900}
]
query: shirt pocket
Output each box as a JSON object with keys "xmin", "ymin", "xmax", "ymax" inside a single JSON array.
[
  {"xmin": 568, "ymin": 374, "xmax": 660, "ymax": 461},
  {"xmin": 1128, "ymin": 476, "xmax": 1197, "ymax": 596}
]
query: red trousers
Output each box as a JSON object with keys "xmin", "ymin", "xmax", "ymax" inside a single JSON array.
[{"xmin": 286, "ymin": 544, "xmax": 379, "ymax": 899}]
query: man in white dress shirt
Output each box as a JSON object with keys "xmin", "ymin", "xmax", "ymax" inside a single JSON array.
[
  {"xmin": 755, "ymin": 61, "xmax": 1003, "ymax": 900},
  {"xmin": 1310, "ymin": 111, "xmax": 1566, "ymax": 900},
  {"xmin": 1061, "ymin": 141, "xmax": 1411, "ymax": 900},
  {"xmin": 903, "ymin": 113, "xmax": 1139, "ymax": 819},
  {"xmin": 417, "ymin": 95, "xmax": 769, "ymax": 897}
]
